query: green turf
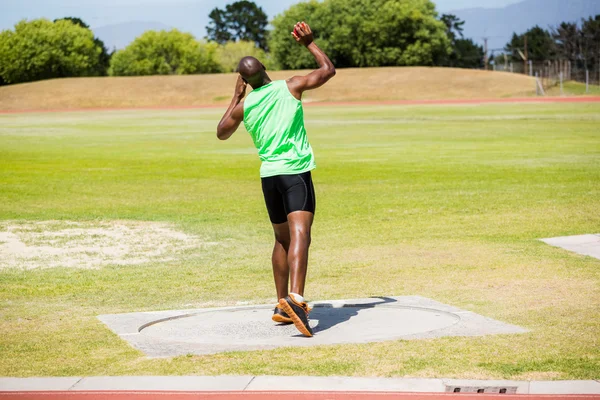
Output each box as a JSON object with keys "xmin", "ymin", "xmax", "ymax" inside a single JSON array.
[
  {"xmin": 1, "ymin": 103, "xmax": 599, "ymax": 379},
  {"xmin": 546, "ymin": 80, "xmax": 600, "ymax": 96}
]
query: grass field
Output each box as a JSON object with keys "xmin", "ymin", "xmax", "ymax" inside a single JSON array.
[
  {"xmin": 546, "ymin": 80, "xmax": 600, "ymax": 96},
  {"xmin": 0, "ymin": 102, "xmax": 599, "ymax": 379},
  {"xmin": 0, "ymin": 67, "xmax": 537, "ymax": 112}
]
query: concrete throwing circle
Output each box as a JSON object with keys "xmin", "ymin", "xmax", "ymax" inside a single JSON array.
[
  {"xmin": 98, "ymin": 296, "xmax": 528, "ymax": 357},
  {"xmin": 138, "ymin": 301, "xmax": 460, "ymax": 351}
]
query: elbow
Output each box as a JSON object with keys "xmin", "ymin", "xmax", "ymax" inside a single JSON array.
[
  {"xmin": 324, "ymin": 66, "xmax": 336, "ymax": 80},
  {"xmin": 216, "ymin": 126, "xmax": 227, "ymax": 140},
  {"xmin": 318, "ymin": 66, "xmax": 336, "ymax": 86}
]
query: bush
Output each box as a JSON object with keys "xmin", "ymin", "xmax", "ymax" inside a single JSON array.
[
  {"xmin": 0, "ymin": 19, "xmax": 102, "ymax": 84},
  {"xmin": 216, "ymin": 41, "xmax": 279, "ymax": 72},
  {"xmin": 109, "ymin": 29, "xmax": 221, "ymax": 76}
]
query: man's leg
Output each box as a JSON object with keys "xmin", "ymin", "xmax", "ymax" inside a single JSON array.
[
  {"xmin": 273, "ymin": 171, "xmax": 316, "ymax": 336},
  {"xmin": 271, "ymin": 222, "xmax": 290, "ymax": 300},
  {"xmin": 287, "ymin": 211, "xmax": 314, "ymax": 296},
  {"xmin": 262, "ymin": 175, "xmax": 288, "ymax": 300},
  {"xmin": 278, "ymin": 211, "xmax": 314, "ymax": 336}
]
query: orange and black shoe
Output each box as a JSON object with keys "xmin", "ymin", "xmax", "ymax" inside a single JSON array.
[
  {"xmin": 278, "ymin": 296, "xmax": 313, "ymax": 337},
  {"xmin": 272, "ymin": 304, "xmax": 293, "ymax": 324}
]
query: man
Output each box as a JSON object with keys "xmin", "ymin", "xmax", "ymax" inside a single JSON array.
[{"xmin": 216, "ymin": 21, "xmax": 335, "ymax": 337}]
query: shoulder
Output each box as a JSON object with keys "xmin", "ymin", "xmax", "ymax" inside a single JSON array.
[{"xmin": 286, "ymin": 76, "xmax": 305, "ymax": 86}]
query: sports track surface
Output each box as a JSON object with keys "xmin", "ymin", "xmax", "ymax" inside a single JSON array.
[
  {"xmin": 1, "ymin": 96, "xmax": 600, "ymax": 114},
  {"xmin": 1, "ymin": 391, "xmax": 599, "ymax": 399},
  {"xmin": 2, "ymin": 95, "xmax": 599, "ymax": 399}
]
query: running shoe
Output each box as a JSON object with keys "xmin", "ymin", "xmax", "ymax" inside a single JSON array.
[
  {"xmin": 278, "ymin": 296, "xmax": 313, "ymax": 337},
  {"xmin": 272, "ymin": 303, "xmax": 293, "ymax": 324}
]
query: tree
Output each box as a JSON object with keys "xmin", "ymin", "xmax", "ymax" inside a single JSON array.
[
  {"xmin": 552, "ymin": 21, "xmax": 580, "ymax": 62},
  {"xmin": 54, "ymin": 17, "xmax": 112, "ymax": 76},
  {"xmin": 206, "ymin": 8, "xmax": 232, "ymax": 44},
  {"xmin": 109, "ymin": 29, "xmax": 221, "ymax": 76},
  {"xmin": 54, "ymin": 17, "xmax": 89, "ymax": 29},
  {"xmin": 0, "ymin": 19, "xmax": 101, "ymax": 84},
  {"xmin": 438, "ymin": 13, "xmax": 482, "ymax": 68},
  {"xmin": 548, "ymin": 15, "xmax": 600, "ymax": 70},
  {"xmin": 441, "ymin": 14, "xmax": 464, "ymax": 42},
  {"xmin": 216, "ymin": 41, "xmax": 278, "ymax": 72},
  {"xmin": 206, "ymin": 1, "xmax": 269, "ymax": 50},
  {"xmin": 581, "ymin": 15, "xmax": 600, "ymax": 70},
  {"xmin": 270, "ymin": 0, "xmax": 450, "ymax": 70},
  {"xmin": 268, "ymin": 0, "xmax": 323, "ymax": 70},
  {"xmin": 453, "ymin": 38, "xmax": 484, "ymax": 68},
  {"xmin": 505, "ymin": 26, "xmax": 556, "ymax": 62}
]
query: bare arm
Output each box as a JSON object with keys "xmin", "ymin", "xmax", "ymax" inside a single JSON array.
[
  {"xmin": 217, "ymin": 75, "xmax": 246, "ymax": 140},
  {"xmin": 287, "ymin": 22, "xmax": 336, "ymax": 100}
]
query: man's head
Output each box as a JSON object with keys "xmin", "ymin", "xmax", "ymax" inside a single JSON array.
[{"xmin": 237, "ymin": 56, "xmax": 269, "ymax": 89}]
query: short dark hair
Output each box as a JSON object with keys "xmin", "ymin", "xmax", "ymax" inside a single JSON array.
[{"xmin": 237, "ymin": 56, "xmax": 266, "ymax": 88}]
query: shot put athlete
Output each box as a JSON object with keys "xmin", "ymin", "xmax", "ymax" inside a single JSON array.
[{"xmin": 216, "ymin": 22, "xmax": 335, "ymax": 337}]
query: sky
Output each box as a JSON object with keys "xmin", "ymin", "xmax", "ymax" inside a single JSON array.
[{"xmin": 0, "ymin": 0, "xmax": 525, "ymax": 32}]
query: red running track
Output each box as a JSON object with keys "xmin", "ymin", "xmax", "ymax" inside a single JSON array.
[
  {"xmin": 1, "ymin": 96, "xmax": 599, "ymax": 115},
  {"xmin": 1, "ymin": 392, "xmax": 599, "ymax": 400}
]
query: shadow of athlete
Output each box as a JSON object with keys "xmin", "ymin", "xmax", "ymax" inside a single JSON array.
[
  {"xmin": 310, "ymin": 297, "xmax": 398, "ymax": 334},
  {"xmin": 216, "ymin": 22, "xmax": 336, "ymax": 337}
]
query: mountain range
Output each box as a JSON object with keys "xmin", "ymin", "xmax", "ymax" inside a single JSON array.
[{"xmin": 452, "ymin": 0, "xmax": 600, "ymax": 50}]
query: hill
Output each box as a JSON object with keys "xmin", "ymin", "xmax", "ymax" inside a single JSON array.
[
  {"xmin": 0, "ymin": 67, "xmax": 537, "ymax": 112},
  {"xmin": 453, "ymin": 0, "xmax": 600, "ymax": 50}
]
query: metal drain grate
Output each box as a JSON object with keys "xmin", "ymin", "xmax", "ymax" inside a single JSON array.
[{"xmin": 446, "ymin": 386, "xmax": 518, "ymax": 394}]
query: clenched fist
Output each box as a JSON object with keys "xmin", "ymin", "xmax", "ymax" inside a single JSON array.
[{"xmin": 292, "ymin": 21, "xmax": 314, "ymax": 47}]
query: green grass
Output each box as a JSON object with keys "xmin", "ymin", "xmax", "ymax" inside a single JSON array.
[
  {"xmin": 1, "ymin": 103, "xmax": 599, "ymax": 379},
  {"xmin": 546, "ymin": 80, "xmax": 600, "ymax": 96}
]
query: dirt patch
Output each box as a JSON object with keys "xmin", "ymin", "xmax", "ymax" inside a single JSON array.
[{"xmin": 0, "ymin": 220, "xmax": 214, "ymax": 270}]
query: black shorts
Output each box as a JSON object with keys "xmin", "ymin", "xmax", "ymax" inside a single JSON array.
[{"xmin": 261, "ymin": 171, "xmax": 316, "ymax": 224}]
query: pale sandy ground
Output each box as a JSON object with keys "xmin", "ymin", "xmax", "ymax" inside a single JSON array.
[{"xmin": 0, "ymin": 220, "xmax": 215, "ymax": 270}]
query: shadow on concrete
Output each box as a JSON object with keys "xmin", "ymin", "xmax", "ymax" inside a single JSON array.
[{"xmin": 307, "ymin": 296, "xmax": 398, "ymax": 334}]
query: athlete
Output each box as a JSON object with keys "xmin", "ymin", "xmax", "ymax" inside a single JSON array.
[{"xmin": 216, "ymin": 21, "xmax": 335, "ymax": 337}]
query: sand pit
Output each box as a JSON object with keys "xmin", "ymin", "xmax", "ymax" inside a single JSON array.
[{"xmin": 0, "ymin": 220, "xmax": 213, "ymax": 270}]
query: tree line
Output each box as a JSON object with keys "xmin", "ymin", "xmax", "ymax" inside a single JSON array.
[
  {"xmin": 500, "ymin": 15, "xmax": 600, "ymax": 71},
  {"xmin": 0, "ymin": 0, "xmax": 598, "ymax": 85}
]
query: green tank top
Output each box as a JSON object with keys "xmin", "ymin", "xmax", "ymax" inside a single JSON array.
[{"xmin": 243, "ymin": 80, "xmax": 316, "ymax": 178}]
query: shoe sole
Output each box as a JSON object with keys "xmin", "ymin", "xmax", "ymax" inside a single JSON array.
[
  {"xmin": 272, "ymin": 314, "xmax": 293, "ymax": 324},
  {"xmin": 278, "ymin": 298, "xmax": 313, "ymax": 337}
]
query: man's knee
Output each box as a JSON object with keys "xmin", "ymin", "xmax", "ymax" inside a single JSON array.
[{"xmin": 291, "ymin": 226, "xmax": 311, "ymax": 246}]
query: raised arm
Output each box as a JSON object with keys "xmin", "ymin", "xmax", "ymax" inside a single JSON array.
[
  {"xmin": 287, "ymin": 22, "xmax": 336, "ymax": 100},
  {"xmin": 217, "ymin": 75, "xmax": 247, "ymax": 140}
]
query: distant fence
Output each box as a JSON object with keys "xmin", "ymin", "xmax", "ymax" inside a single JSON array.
[{"xmin": 490, "ymin": 59, "xmax": 599, "ymax": 94}]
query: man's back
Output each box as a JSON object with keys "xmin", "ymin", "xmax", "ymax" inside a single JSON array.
[{"xmin": 244, "ymin": 80, "xmax": 315, "ymax": 178}]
